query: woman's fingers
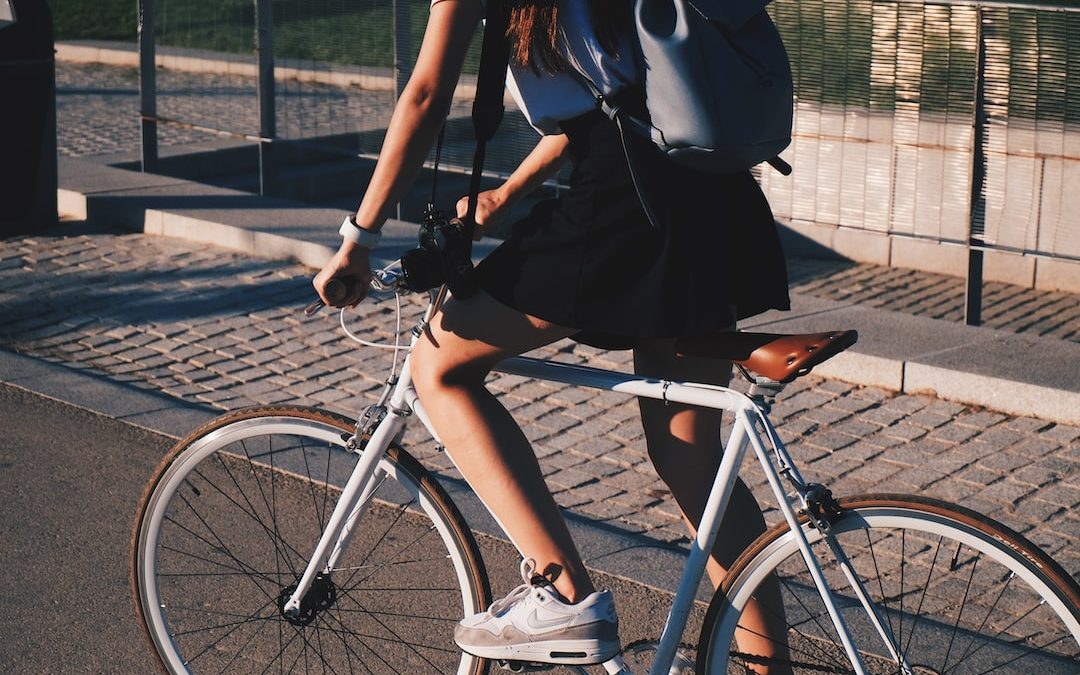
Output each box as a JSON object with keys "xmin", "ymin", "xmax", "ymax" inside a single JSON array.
[
  {"xmin": 313, "ymin": 245, "xmax": 373, "ymax": 307},
  {"xmin": 457, "ymin": 190, "xmax": 506, "ymax": 236}
]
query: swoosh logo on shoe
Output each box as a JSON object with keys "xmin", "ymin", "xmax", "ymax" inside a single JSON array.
[{"xmin": 525, "ymin": 609, "xmax": 570, "ymax": 631}]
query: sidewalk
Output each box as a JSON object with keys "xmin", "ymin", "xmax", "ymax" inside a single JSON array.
[{"xmin": 8, "ymin": 59, "xmax": 1075, "ymax": 592}]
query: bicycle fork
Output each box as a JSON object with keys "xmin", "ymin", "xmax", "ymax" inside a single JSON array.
[{"xmin": 281, "ymin": 408, "xmax": 407, "ymax": 618}]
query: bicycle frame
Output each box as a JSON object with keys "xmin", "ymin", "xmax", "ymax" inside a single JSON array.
[{"xmin": 282, "ymin": 299, "xmax": 908, "ymax": 675}]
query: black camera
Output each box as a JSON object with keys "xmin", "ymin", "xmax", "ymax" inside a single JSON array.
[{"xmin": 399, "ymin": 206, "xmax": 478, "ymax": 298}]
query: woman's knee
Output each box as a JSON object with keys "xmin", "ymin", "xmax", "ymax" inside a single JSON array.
[{"xmin": 409, "ymin": 332, "xmax": 491, "ymax": 400}]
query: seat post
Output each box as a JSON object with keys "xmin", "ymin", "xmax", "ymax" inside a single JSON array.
[{"xmin": 747, "ymin": 379, "xmax": 784, "ymax": 414}]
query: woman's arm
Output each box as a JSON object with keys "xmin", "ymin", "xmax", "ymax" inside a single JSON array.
[
  {"xmin": 355, "ymin": 0, "xmax": 484, "ymax": 231},
  {"xmin": 457, "ymin": 133, "xmax": 572, "ymax": 236},
  {"xmin": 314, "ymin": 0, "xmax": 483, "ymax": 305}
]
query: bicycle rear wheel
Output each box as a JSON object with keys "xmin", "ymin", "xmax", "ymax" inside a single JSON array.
[
  {"xmin": 698, "ymin": 494, "xmax": 1080, "ymax": 674},
  {"xmin": 131, "ymin": 406, "xmax": 490, "ymax": 674}
]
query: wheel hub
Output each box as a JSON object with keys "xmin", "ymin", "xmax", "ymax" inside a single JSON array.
[{"xmin": 277, "ymin": 572, "xmax": 337, "ymax": 626}]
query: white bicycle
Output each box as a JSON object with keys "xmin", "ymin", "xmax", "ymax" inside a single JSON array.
[{"xmin": 132, "ymin": 266, "xmax": 1080, "ymax": 674}]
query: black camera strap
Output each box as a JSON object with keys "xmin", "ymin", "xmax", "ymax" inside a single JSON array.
[
  {"xmin": 462, "ymin": 0, "xmax": 511, "ymax": 241},
  {"xmin": 401, "ymin": 1, "xmax": 510, "ymax": 299}
]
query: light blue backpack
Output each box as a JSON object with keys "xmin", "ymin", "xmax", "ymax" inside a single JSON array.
[{"xmin": 575, "ymin": 0, "xmax": 793, "ymax": 176}]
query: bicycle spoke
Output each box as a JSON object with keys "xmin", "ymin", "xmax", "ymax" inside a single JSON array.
[
  {"xmin": 240, "ymin": 438, "xmax": 300, "ymax": 580},
  {"xmin": 336, "ymin": 590, "xmax": 458, "ymax": 673},
  {"xmin": 900, "ymin": 532, "xmax": 946, "ymax": 662},
  {"xmin": 709, "ymin": 501, "xmax": 1080, "ymax": 675},
  {"xmin": 773, "ymin": 568, "xmax": 854, "ymax": 670},
  {"xmin": 189, "ymin": 463, "xmax": 311, "ymax": 568},
  {"xmin": 336, "ymin": 498, "xmax": 418, "ymax": 593},
  {"xmin": 316, "ymin": 609, "xmax": 370, "ymax": 675},
  {"xmin": 319, "ymin": 609, "xmax": 388, "ymax": 674},
  {"xmin": 208, "ymin": 454, "xmax": 303, "ymax": 575},
  {"xmin": 180, "ymin": 603, "xmax": 278, "ymax": 666},
  {"xmin": 172, "ymin": 491, "xmax": 280, "ymax": 604},
  {"xmin": 159, "ymin": 539, "xmax": 283, "ymax": 588}
]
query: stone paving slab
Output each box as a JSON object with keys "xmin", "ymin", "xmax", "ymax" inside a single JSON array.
[
  {"xmin": 1, "ymin": 223, "xmax": 1077, "ymax": 584},
  {"xmin": 54, "ymin": 147, "xmax": 1080, "ymax": 425}
]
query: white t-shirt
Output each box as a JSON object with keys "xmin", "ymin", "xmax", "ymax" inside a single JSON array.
[{"xmin": 431, "ymin": 0, "xmax": 639, "ymax": 135}]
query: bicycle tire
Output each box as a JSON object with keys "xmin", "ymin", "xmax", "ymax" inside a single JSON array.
[
  {"xmin": 697, "ymin": 494, "xmax": 1080, "ymax": 674},
  {"xmin": 131, "ymin": 405, "xmax": 491, "ymax": 674}
]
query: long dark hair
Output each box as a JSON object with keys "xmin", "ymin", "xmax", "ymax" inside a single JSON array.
[{"xmin": 505, "ymin": 0, "xmax": 631, "ymax": 74}]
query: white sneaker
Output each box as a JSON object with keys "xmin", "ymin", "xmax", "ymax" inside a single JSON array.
[{"xmin": 454, "ymin": 559, "xmax": 620, "ymax": 665}]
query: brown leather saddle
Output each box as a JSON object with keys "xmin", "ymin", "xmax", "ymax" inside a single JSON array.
[{"xmin": 676, "ymin": 330, "xmax": 859, "ymax": 383}]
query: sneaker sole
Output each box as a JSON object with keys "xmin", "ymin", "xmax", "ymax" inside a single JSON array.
[{"xmin": 458, "ymin": 638, "xmax": 620, "ymax": 665}]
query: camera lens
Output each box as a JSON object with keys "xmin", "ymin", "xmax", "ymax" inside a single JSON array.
[{"xmin": 400, "ymin": 246, "xmax": 445, "ymax": 292}]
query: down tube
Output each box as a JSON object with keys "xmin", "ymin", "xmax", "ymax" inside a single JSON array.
[{"xmin": 650, "ymin": 416, "xmax": 752, "ymax": 675}]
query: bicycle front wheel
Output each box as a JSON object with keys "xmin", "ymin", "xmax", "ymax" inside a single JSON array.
[
  {"xmin": 131, "ymin": 406, "xmax": 491, "ymax": 674},
  {"xmin": 698, "ymin": 494, "xmax": 1080, "ymax": 674}
]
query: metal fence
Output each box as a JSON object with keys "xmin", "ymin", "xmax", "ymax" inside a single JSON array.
[
  {"xmin": 129, "ymin": 0, "xmax": 1079, "ymax": 320},
  {"xmin": 135, "ymin": 0, "xmax": 541, "ymax": 191},
  {"xmin": 758, "ymin": 0, "xmax": 1079, "ymax": 321}
]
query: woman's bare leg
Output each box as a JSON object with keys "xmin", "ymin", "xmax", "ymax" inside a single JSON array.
[
  {"xmin": 634, "ymin": 338, "xmax": 791, "ymax": 675},
  {"xmin": 410, "ymin": 291, "xmax": 593, "ymax": 602}
]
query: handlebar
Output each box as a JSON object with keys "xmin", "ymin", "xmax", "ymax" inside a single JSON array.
[{"xmin": 304, "ymin": 266, "xmax": 408, "ymax": 317}]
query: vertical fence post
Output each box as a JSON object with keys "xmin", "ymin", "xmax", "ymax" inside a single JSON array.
[
  {"xmin": 138, "ymin": 0, "xmax": 157, "ymax": 173},
  {"xmin": 392, "ymin": 0, "xmax": 411, "ymax": 103},
  {"xmin": 965, "ymin": 7, "xmax": 987, "ymax": 327},
  {"xmin": 255, "ymin": 0, "xmax": 275, "ymax": 195}
]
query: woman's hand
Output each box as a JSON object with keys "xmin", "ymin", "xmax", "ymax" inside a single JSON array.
[
  {"xmin": 457, "ymin": 187, "xmax": 511, "ymax": 239},
  {"xmin": 313, "ymin": 241, "xmax": 373, "ymax": 307}
]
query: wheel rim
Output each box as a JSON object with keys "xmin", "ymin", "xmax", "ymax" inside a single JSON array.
[
  {"xmin": 705, "ymin": 503, "xmax": 1080, "ymax": 674},
  {"xmin": 135, "ymin": 415, "xmax": 484, "ymax": 674}
]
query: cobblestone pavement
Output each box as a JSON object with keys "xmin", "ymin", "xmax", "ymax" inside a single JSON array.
[{"xmin": 2, "ymin": 224, "xmax": 1077, "ymax": 581}]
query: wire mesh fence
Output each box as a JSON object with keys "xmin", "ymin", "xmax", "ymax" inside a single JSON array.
[
  {"xmin": 53, "ymin": 0, "xmax": 1078, "ymax": 283},
  {"xmin": 761, "ymin": 0, "xmax": 1080, "ymax": 266}
]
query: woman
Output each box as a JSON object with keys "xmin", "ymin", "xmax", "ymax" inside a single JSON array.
[{"xmin": 314, "ymin": 0, "xmax": 790, "ymax": 668}]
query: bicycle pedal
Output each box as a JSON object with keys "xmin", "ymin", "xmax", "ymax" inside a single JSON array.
[{"xmin": 496, "ymin": 660, "xmax": 557, "ymax": 673}]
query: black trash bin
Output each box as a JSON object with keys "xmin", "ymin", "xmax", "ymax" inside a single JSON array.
[{"xmin": 0, "ymin": 0, "xmax": 57, "ymax": 237}]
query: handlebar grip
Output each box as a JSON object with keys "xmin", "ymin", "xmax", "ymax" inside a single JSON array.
[
  {"xmin": 325, "ymin": 278, "xmax": 353, "ymax": 306},
  {"xmin": 303, "ymin": 277, "xmax": 361, "ymax": 317}
]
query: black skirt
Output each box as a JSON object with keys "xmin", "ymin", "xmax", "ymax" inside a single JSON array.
[{"xmin": 476, "ymin": 109, "xmax": 790, "ymax": 345}]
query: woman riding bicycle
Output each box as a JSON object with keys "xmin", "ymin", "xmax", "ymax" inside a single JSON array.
[{"xmin": 313, "ymin": 0, "xmax": 791, "ymax": 668}]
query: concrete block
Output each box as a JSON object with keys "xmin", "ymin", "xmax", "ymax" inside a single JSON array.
[
  {"xmin": 812, "ymin": 351, "xmax": 904, "ymax": 392},
  {"xmin": 779, "ymin": 219, "xmax": 836, "ymax": 256},
  {"xmin": 1035, "ymin": 258, "xmax": 1080, "ymax": 293},
  {"xmin": 159, "ymin": 213, "xmax": 255, "ymax": 253},
  {"xmin": 984, "ymin": 250, "xmax": 1036, "ymax": 288},
  {"xmin": 57, "ymin": 189, "xmax": 87, "ymax": 220},
  {"xmin": 890, "ymin": 237, "xmax": 966, "ymax": 276},
  {"xmin": 252, "ymin": 231, "xmax": 334, "ymax": 269},
  {"xmin": 832, "ymin": 228, "xmax": 891, "ymax": 265},
  {"xmin": 905, "ymin": 363, "xmax": 1080, "ymax": 426},
  {"xmin": 54, "ymin": 43, "xmax": 102, "ymax": 64}
]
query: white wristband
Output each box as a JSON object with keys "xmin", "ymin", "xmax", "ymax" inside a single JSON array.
[{"xmin": 338, "ymin": 215, "xmax": 382, "ymax": 249}]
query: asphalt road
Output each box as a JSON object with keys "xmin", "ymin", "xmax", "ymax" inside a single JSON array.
[{"xmin": 0, "ymin": 382, "xmax": 699, "ymax": 674}]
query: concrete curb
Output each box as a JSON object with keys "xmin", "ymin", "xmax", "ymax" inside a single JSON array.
[{"xmin": 55, "ymin": 156, "xmax": 1080, "ymax": 426}]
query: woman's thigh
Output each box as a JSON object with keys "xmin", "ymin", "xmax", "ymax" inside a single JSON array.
[
  {"xmin": 633, "ymin": 337, "xmax": 733, "ymax": 447},
  {"xmin": 411, "ymin": 291, "xmax": 577, "ymax": 386}
]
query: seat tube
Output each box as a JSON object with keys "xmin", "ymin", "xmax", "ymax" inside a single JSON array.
[{"xmin": 650, "ymin": 416, "xmax": 751, "ymax": 675}]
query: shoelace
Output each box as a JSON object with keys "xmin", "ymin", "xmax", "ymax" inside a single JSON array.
[{"xmin": 486, "ymin": 558, "xmax": 540, "ymax": 617}]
